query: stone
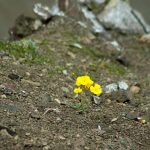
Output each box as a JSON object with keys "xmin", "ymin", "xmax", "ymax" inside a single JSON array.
[
  {"xmin": 21, "ymin": 79, "xmax": 41, "ymax": 87},
  {"xmin": 118, "ymin": 81, "xmax": 129, "ymax": 90},
  {"xmin": 116, "ymin": 55, "xmax": 129, "ymax": 66},
  {"xmin": 107, "ymin": 90, "xmax": 130, "ymax": 103},
  {"xmin": 126, "ymin": 111, "xmax": 139, "ymax": 120},
  {"xmin": 30, "ymin": 112, "xmax": 41, "ymax": 120},
  {"xmin": 91, "ymin": 95, "xmax": 102, "ymax": 105},
  {"xmin": 105, "ymin": 83, "xmax": 118, "ymax": 93},
  {"xmin": 79, "ymin": 0, "xmax": 106, "ymax": 4},
  {"xmin": 1, "ymin": 94, "xmax": 7, "ymax": 99},
  {"xmin": 72, "ymin": 43, "xmax": 83, "ymax": 49},
  {"xmin": 61, "ymin": 87, "xmax": 69, "ymax": 93},
  {"xmin": 130, "ymin": 85, "xmax": 140, "ymax": 94},
  {"xmin": 9, "ymin": 15, "xmax": 42, "ymax": 40},
  {"xmin": 111, "ymin": 117, "xmax": 118, "ymax": 122},
  {"xmin": 58, "ymin": 0, "xmax": 79, "ymax": 18},
  {"xmin": 8, "ymin": 73, "xmax": 22, "ymax": 81},
  {"xmin": 0, "ymin": 129, "xmax": 13, "ymax": 138},
  {"xmin": 43, "ymin": 146, "xmax": 51, "ymax": 150},
  {"xmin": 62, "ymin": 70, "xmax": 68, "ymax": 75},
  {"xmin": 33, "ymin": 3, "xmax": 64, "ymax": 21},
  {"xmin": 140, "ymin": 33, "xmax": 150, "ymax": 43},
  {"xmin": 110, "ymin": 41, "xmax": 122, "ymax": 51},
  {"xmin": 98, "ymin": 0, "xmax": 150, "ymax": 34},
  {"xmin": 81, "ymin": 5, "xmax": 105, "ymax": 33},
  {"xmin": 58, "ymin": 135, "xmax": 66, "ymax": 140},
  {"xmin": 0, "ymin": 84, "xmax": 15, "ymax": 96},
  {"xmin": 33, "ymin": 20, "xmax": 42, "ymax": 30},
  {"xmin": 0, "ymin": 125, "xmax": 17, "ymax": 137}
]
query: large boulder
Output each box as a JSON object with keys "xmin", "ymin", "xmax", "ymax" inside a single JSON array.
[{"xmin": 97, "ymin": 0, "xmax": 150, "ymax": 34}]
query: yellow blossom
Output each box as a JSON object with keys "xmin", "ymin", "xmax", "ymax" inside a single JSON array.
[
  {"xmin": 76, "ymin": 75, "xmax": 93, "ymax": 88},
  {"xmin": 90, "ymin": 83, "xmax": 103, "ymax": 95},
  {"xmin": 74, "ymin": 87, "xmax": 83, "ymax": 94}
]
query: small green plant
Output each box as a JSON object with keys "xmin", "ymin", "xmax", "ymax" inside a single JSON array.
[
  {"xmin": 0, "ymin": 39, "xmax": 51, "ymax": 64},
  {"xmin": 0, "ymin": 39, "xmax": 37, "ymax": 58},
  {"xmin": 71, "ymin": 99, "xmax": 88, "ymax": 112}
]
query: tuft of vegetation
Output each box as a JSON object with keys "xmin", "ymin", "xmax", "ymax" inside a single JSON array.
[
  {"xmin": 105, "ymin": 63, "xmax": 126, "ymax": 75},
  {"xmin": 100, "ymin": 62, "xmax": 126, "ymax": 75},
  {"xmin": 70, "ymin": 99, "xmax": 89, "ymax": 112},
  {"xmin": 0, "ymin": 39, "xmax": 51, "ymax": 64}
]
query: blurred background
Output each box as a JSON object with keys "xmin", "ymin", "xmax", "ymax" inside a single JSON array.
[{"xmin": 0, "ymin": 0, "xmax": 150, "ymax": 40}]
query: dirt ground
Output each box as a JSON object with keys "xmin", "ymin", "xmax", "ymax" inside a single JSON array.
[{"xmin": 0, "ymin": 17, "xmax": 150, "ymax": 150}]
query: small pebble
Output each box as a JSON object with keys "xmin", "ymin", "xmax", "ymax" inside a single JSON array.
[
  {"xmin": 118, "ymin": 81, "xmax": 129, "ymax": 90},
  {"xmin": 111, "ymin": 117, "xmax": 118, "ymax": 122},
  {"xmin": 43, "ymin": 146, "xmax": 51, "ymax": 150},
  {"xmin": 25, "ymin": 132, "xmax": 30, "ymax": 136},
  {"xmin": 21, "ymin": 79, "xmax": 41, "ymax": 87},
  {"xmin": 30, "ymin": 112, "xmax": 41, "ymax": 120},
  {"xmin": 106, "ymin": 99, "xmax": 111, "ymax": 104},
  {"xmin": 105, "ymin": 83, "xmax": 118, "ymax": 93},
  {"xmin": 0, "ymin": 129, "xmax": 12, "ymax": 138},
  {"xmin": 140, "ymin": 33, "xmax": 150, "ymax": 43},
  {"xmin": 126, "ymin": 111, "xmax": 139, "ymax": 120},
  {"xmin": 62, "ymin": 70, "xmax": 68, "ymax": 75},
  {"xmin": 42, "ymin": 69, "xmax": 48, "ymax": 73},
  {"xmin": 92, "ymin": 95, "xmax": 102, "ymax": 105},
  {"xmin": 56, "ymin": 117, "xmax": 62, "ymax": 122},
  {"xmin": 67, "ymin": 51, "xmax": 76, "ymax": 59},
  {"xmin": 84, "ymin": 146, "xmax": 90, "ymax": 150},
  {"xmin": 8, "ymin": 73, "xmax": 22, "ymax": 81},
  {"xmin": 58, "ymin": 135, "xmax": 66, "ymax": 140},
  {"xmin": 137, "ymin": 117, "xmax": 147, "ymax": 124},
  {"xmin": 1, "ymin": 94, "xmax": 7, "ymax": 98},
  {"xmin": 130, "ymin": 85, "xmax": 140, "ymax": 94},
  {"xmin": 116, "ymin": 55, "xmax": 129, "ymax": 66},
  {"xmin": 141, "ymin": 119, "xmax": 146, "ymax": 124},
  {"xmin": 72, "ymin": 43, "xmax": 82, "ymax": 49},
  {"xmin": 110, "ymin": 41, "xmax": 122, "ymax": 51},
  {"xmin": 25, "ymin": 72, "xmax": 31, "ymax": 76},
  {"xmin": 61, "ymin": 87, "xmax": 69, "ymax": 93},
  {"xmin": 54, "ymin": 98, "xmax": 61, "ymax": 104}
]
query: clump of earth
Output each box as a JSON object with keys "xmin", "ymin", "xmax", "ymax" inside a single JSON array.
[{"xmin": 0, "ymin": 1, "xmax": 150, "ymax": 149}]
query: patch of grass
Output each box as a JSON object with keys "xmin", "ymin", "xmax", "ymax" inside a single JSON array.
[
  {"xmin": 89, "ymin": 63, "xmax": 97, "ymax": 71},
  {"xmin": 48, "ymin": 65, "xmax": 69, "ymax": 77},
  {"xmin": 68, "ymin": 43, "xmax": 104, "ymax": 60},
  {"xmin": 70, "ymin": 68, "xmax": 85, "ymax": 77},
  {"xmin": 104, "ymin": 63, "xmax": 126, "ymax": 75},
  {"xmin": 0, "ymin": 39, "xmax": 37, "ymax": 57},
  {"xmin": 0, "ymin": 39, "xmax": 51, "ymax": 64}
]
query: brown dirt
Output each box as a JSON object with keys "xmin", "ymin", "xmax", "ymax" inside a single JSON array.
[{"xmin": 0, "ymin": 17, "xmax": 150, "ymax": 150}]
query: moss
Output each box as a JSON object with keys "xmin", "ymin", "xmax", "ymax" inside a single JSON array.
[
  {"xmin": 104, "ymin": 63, "xmax": 126, "ymax": 75},
  {"xmin": 68, "ymin": 43, "xmax": 104, "ymax": 60},
  {"xmin": 89, "ymin": 64, "xmax": 97, "ymax": 71},
  {"xmin": 0, "ymin": 39, "xmax": 37, "ymax": 57},
  {"xmin": 48, "ymin": 65, "xmax": 69, "ymax": 77},
  {"xmin": 40, "ymin": 39, "xmax": 50, "ymax": 45},
  {"xmin": 0, "ymin": 39, "xmax": 51, "ymax": 64}
]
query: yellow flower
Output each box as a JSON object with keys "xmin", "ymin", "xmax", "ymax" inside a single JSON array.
[
  {"xmin": 74, "ymin": 87, "xmax": 83, "ymax": 94},
  {"xmin": 90, "ymin": 83, "xmax": 103, "ymax": 95},
  {"xmin": 76, "ymin": 75, "xmax": 93, "ymax": 88}
]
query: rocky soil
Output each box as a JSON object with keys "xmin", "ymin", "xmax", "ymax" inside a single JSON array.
[{"xmin": 0, "ymin": 16, "xmax": 150, "ymax": 150}]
